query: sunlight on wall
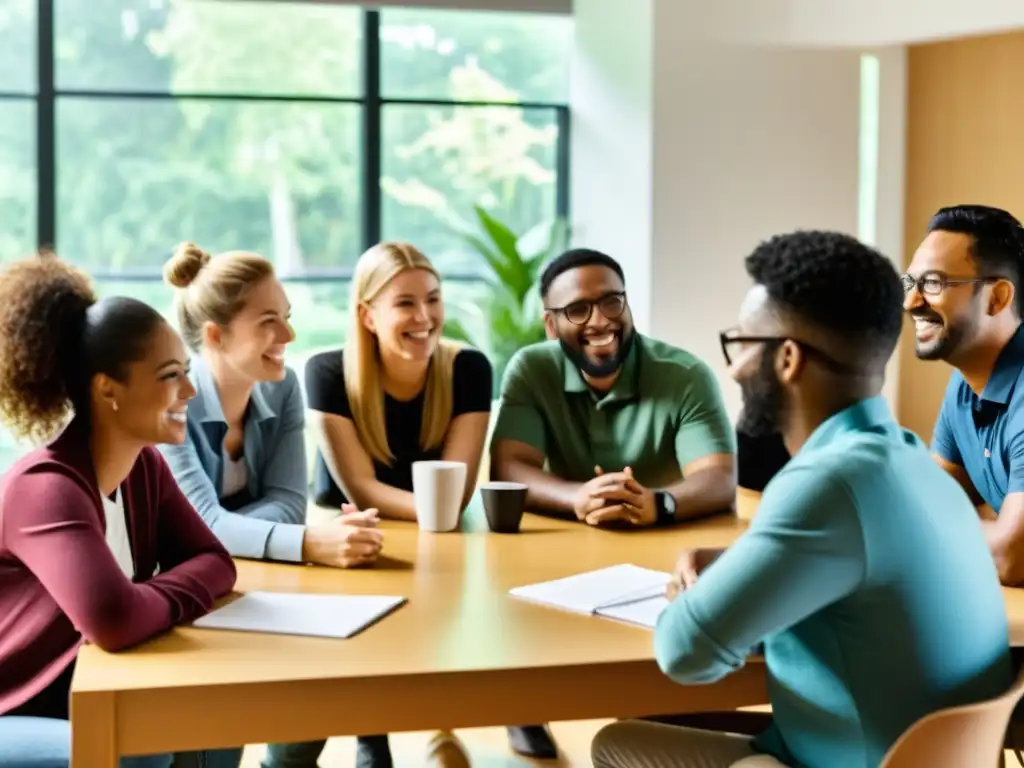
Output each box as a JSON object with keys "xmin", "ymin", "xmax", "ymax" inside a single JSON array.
[{"xmin": 858, "ymin": 53, "xmax": 881, "ymax": 247}]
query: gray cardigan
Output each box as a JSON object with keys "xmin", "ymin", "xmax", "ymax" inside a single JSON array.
[{"xmin": 159, "ymin": 357, "xmax": 308, "ymax": 562}]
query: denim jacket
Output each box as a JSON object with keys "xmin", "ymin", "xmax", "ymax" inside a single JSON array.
[{"xmin": 159, "ymin": 357, "xmax": 308, "ymax": 562}]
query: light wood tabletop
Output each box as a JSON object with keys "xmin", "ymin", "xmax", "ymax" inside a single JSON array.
[{"xmin": 70, "ymin": 504, "xmax": 768, "ymax": 765}]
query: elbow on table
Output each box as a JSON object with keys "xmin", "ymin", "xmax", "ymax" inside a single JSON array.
[
  {"xmin": 655, "ymin": 649, "xmax": 732, "ymax": 686},
  {"xmin": 208, "ymin": 551, "xmax": 239, "ymax": 597},
  {"xmin": 995, "ymin": 550, "xmax": 1024, "ymax": 587},
  {"xmin": 653, "ymin": 628, "xmax": 735, "ymax": 685},
  {"xmin": 80, "ymin": 598, "xmax": 166, "ymax": 653}
]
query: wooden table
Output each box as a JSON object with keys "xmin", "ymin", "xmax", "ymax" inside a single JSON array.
[{"xmin": 70, "ymin": 506, "xmax": 769, "ymax": 765}]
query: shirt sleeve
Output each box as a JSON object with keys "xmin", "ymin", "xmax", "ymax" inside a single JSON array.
[
  {"xmin": 0, "ymin": 465, "xmax": 177, "ymax": 652},
  {"xmin": 653, "ymin": 464, "xmax": 866, "ymax": 684},
  {"xmin": 304, "ymin": 349, "xmax": 351, "ymax": 418},
  {"xmin": 930, "ymin": 377, "xmax": 964, "ymax": 466},
  {"xmin": 158, "ymin": 421, "xmax": 306, "ymax": 562},
  {"xmin": 1007, "ymin": 426, "xmax": 1024, "ymax": 497},
  {"xmin": 489, "ymin": 348, "xmax": 548, "ymax": 455},
  {"xmin": 674, "ymin": 360, "xmax": 737, "ymax": 467},
  {"xmin": 452, "ymin": 347, "xmax": 494, "ymax": 417}
]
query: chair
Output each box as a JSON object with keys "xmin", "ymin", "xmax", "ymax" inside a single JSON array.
[{"xmin": 878, "ymin": 666, "xmax": 1024, "ymax": 768}]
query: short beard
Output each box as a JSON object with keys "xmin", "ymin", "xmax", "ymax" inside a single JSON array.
[
  {"xmin": 736, "ymin": 351, "xmax": 785, "ymax": 438},
  {"xmin": 560, "ymin": 327, "xmax": 636, "ymax": 379}
]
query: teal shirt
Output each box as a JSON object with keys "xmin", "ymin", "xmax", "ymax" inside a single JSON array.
[{"xmin": 654, "ymin": 397, "xmax": 1012, "ymax": 768}]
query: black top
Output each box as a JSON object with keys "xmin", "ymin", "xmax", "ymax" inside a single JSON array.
[
  {"xmin": 304, "ymin": 347, "xmax": 493, "ymax": 506},
  {"xmin": 735, "ymin": 429, "xmax": 791, "ymax": 492}
]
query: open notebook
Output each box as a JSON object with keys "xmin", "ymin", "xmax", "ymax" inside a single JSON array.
[
  {"xmin": 509, "ymin": 564, "xmax": 671, "ymax": 629},
  {"xmin": 192, "ymin": 591, "xmax": 407, "ymax": 639}
]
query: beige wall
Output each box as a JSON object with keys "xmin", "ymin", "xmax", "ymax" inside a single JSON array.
[{"xmin": 899, "ymin": 30, "xmax": 1024, "ymax": 441}]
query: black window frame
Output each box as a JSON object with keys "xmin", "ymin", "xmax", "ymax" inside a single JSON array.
[{"xmin": 1, "ymin": 0, "xmax": 571, "ymax": 284}]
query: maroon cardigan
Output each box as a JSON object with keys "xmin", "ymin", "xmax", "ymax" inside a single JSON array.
[{"xmin": 0, "ymin": 420, "xmax": 237, "ymax": 715}]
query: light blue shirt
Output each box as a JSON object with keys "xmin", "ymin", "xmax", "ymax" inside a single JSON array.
[
  {"xmin": 159, "ymin": 358, "xmax": 308, "ymax": 562},
  {"xmin": 654, "ymin": 396, "xmax": 1013, "ymax": 768}
]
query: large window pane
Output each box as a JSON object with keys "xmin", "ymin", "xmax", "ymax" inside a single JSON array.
[
  {"xmin": 380, "ymin": 9, "xmax": 572, "ymax": 103},
  {"xmin": 0, "ymin": 100, "xmax": 36, "ymax": 262},
  {"xmin": 381, "ymin": 104, "xmax": 558, "ymax": 272},
  {"xmin": 57, "ymin": 98, "xmax": 362, "ymax": 273},
  {"xmin": 0, "ymin": 0, "xmax": 35, "ymax": 94},
  {"xmin": 56, "ymin": 0, "xmax": 362, "ymax": 97}
]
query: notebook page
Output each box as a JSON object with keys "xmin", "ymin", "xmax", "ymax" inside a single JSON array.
[
  {"xmin": 192, "ymin": 591, "xmax": 407, "ymax": 639},
  {"xmin": 597, "ymin": 594, "xmax": 670, "ymax": 629},
  {"xmin": 509, "ymin": 564, "xmax": 671, "ymax": 615}
]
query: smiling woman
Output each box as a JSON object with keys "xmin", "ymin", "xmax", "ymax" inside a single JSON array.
[{"xmin": 0, "ymin": 252, "xmax": 237, "ymax": 766}]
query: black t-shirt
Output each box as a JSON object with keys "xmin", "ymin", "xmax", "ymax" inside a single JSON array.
[
  {"xmin": 304, "ymin": 347, "xmax": 493, "ymax": 506},
  {"xmin": 736, "ymin": 429, "xmax": 791, "ymax": 492}
]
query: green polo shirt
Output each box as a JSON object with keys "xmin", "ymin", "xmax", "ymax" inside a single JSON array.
[{"xmin": 490, "ymin": 335, "xmax": 734, "ymax": 486}]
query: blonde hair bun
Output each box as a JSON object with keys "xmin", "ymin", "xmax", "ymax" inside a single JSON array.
[{"xmin": 164, "ymin": 242, "xmax": 212, "ymax": 288}]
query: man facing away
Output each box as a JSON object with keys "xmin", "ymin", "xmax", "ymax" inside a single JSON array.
[
  {"xmin": 906, "ymin": 204, "xmax": 1024, "ymax": 585},
  {"xmin": 489, "ymin": 248, "xmax": 736, "ymax": 527},
  {"xmin": 592, "ymin": 230, "xmax": 1013, "ymax": 768}
]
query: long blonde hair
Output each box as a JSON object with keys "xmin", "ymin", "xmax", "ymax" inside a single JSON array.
[
  {"xmin": 345, "ymin": 242, "xmax": 460, "ymax": 465},
  {"xmin": 164, "ymin": 242, "xmax": 275, "ymax": 351}
]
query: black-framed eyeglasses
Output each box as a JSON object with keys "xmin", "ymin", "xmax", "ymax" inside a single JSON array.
[
  {"xmin": 719, "ymin": 329, "xmax": 855, "ymax": 374},
  {"xmin": 545, "ymin": 292, "xmax": 627, "ymax": 326},
  {"xmin": 901, "ymin": 270, "xmax": 1000, "ymax": 296}
]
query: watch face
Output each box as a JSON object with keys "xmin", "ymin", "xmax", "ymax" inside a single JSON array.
[{"xmin": 659, "ymin": 491, "xmax": 675, "ymax": 516}]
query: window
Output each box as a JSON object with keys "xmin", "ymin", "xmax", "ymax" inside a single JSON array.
[
  {"xmin": 0, "ymin": 0, "xmax": 36, "ymax": 470},
  {"xmin": 8, "ymin": 0, "xmax": 571, "ymax": 472}
]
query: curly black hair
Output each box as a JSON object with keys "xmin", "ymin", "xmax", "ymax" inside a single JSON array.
[
  {"xmin": 539, "ymin": 248, "xmax": 625, "ymax": 299},
  {"xmin": 928, "ymin": 204, "xmax": 1024, "ymax": 316},
  {"xmin": 745, "ymin": 230, "xmax": 904, "ymax": 367},
  {"xmin": 0, "ymin": 253, "xmax": 166, "ymax": 443}
]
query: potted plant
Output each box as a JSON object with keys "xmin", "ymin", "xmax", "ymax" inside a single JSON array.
[{"xmin": 443, "ymin": 205, "xmax": 569, "ymax": 397}]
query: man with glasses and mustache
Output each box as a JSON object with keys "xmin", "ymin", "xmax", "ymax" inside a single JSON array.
[
  {"xmin": 906, "ymin": 204, "xmax": 1024, "ymax": 586},
  {"xmin": 489, "ymin": 248, "xmax": 736, "ymax": 528},
  {"xmin": 591, "ymin": 230, "xmax": 1012, "ymax": 768}
]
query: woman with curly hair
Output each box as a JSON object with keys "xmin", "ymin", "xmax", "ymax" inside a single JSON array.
[{"xmin": 0, "ymin": 253, "xmax": 238, "ymax": 768}]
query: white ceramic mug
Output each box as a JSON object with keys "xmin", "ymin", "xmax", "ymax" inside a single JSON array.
[{"xmin": 411, "ymin": 460, "xmax": 467, "ymax": 532}]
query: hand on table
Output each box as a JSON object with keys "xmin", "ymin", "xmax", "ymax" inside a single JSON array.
[
  {"xmin": 666, "ymin": 548, "xmax": 723, "ymax": 601},
  {"xmin": 576, "ymin": 466, "xmax": 657, "ymax": 527},
  {"xmin": 302, "ymin": 504, "xmax": 384, "ymax": 568}
]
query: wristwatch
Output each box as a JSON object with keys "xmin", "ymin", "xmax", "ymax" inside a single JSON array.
[{"xmin": 654, "ymin": 490, "xmax": 677, "ymax": 526}]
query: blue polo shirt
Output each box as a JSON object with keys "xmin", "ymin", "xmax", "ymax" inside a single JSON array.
[
  {"xmin": 932, "ymin": 324, "xmax": 1024, "ymax": 511},
  {"xmin": 654, "ymin": 396, "xmax": 1012, "ymax": 768}
]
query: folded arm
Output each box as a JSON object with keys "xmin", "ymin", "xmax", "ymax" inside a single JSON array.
[
  {"xmin": 1, "ymin": 463, "xmax": 235, "ymax": 652},
  {"xmin": 491, "ymin": 437, "xmax": 581, "ymax": 516},
  {"xmin": 663, "ymin": 361, "xmax": 737, "ymax": 519},
  {"xmin": 934, "ymin": 436, "xmax": 1024, "ymax": 585},
  {"xmin": 488, "ymin": 354, "xmax": 582, "ymax": 515},
  {"xmin": 312, "ymin": 411, "xmax": 417, "ymax": 521},
  {"xmin": 654, "ymin": 466, "xmax": 864, "ymax": 683},
  {"xmin": 160, "ymin": 438, "xmax": 305, "ymax": 562}
]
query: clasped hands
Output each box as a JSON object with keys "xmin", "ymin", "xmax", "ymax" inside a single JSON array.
[
  {"xmin": 572, "ymin": 465, "xmax": 657, "ymax": 527},
  {"xmin": 302, "ymin": 503, "xmax": 384, "ymax": 569}
]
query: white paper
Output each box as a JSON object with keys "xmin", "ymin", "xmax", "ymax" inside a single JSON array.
[
  {"xmin": 192, "ymin": 591, "xmax": 407, "ymax": 639},
  {"xmin": 509, "ymin": 564, "xmax": 671, "ymax": 615},
  {"xmin": 597, "ymin": 594, "xmax": 670, "ymax": 629}
]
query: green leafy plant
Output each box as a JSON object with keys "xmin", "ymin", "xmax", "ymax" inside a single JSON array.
[{"xmin": 443, "ymin": 205, "xmax": 570, "ymax": 397}]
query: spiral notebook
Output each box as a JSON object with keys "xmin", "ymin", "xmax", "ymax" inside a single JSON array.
[
  {"xmin": 192, "ymin": 591, "xmax": 407, "ymax": 639},
  {"xmin": 509, "ymin": 564, "xmax": 671, "ymax": 629}
]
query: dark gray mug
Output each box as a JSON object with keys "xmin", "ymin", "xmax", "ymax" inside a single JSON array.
[{"xmin": 480, "ymin": 481, "xmax": 528, "ymax": 533}]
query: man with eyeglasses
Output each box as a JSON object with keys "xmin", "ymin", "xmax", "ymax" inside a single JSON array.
[
  {"xmin": 489, "ymin": 248, "xmax": 736, "ymax": 528},
  {"xmin": 591, "ymin": 230, "xmax": 1011, "ymax": 768},
  {"xmin": 906, "ymin": 204, "xmax": 1024, "ymax": 585}
]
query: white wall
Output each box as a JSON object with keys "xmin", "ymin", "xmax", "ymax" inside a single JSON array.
[{"xmin": 571, "ymin": 0, "xmax": 878, "ymax": 420}]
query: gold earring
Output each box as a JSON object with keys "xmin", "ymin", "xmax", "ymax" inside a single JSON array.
[{"xmin": 112, "ymin": 401, "xmax": 119, "ymax": 412}]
